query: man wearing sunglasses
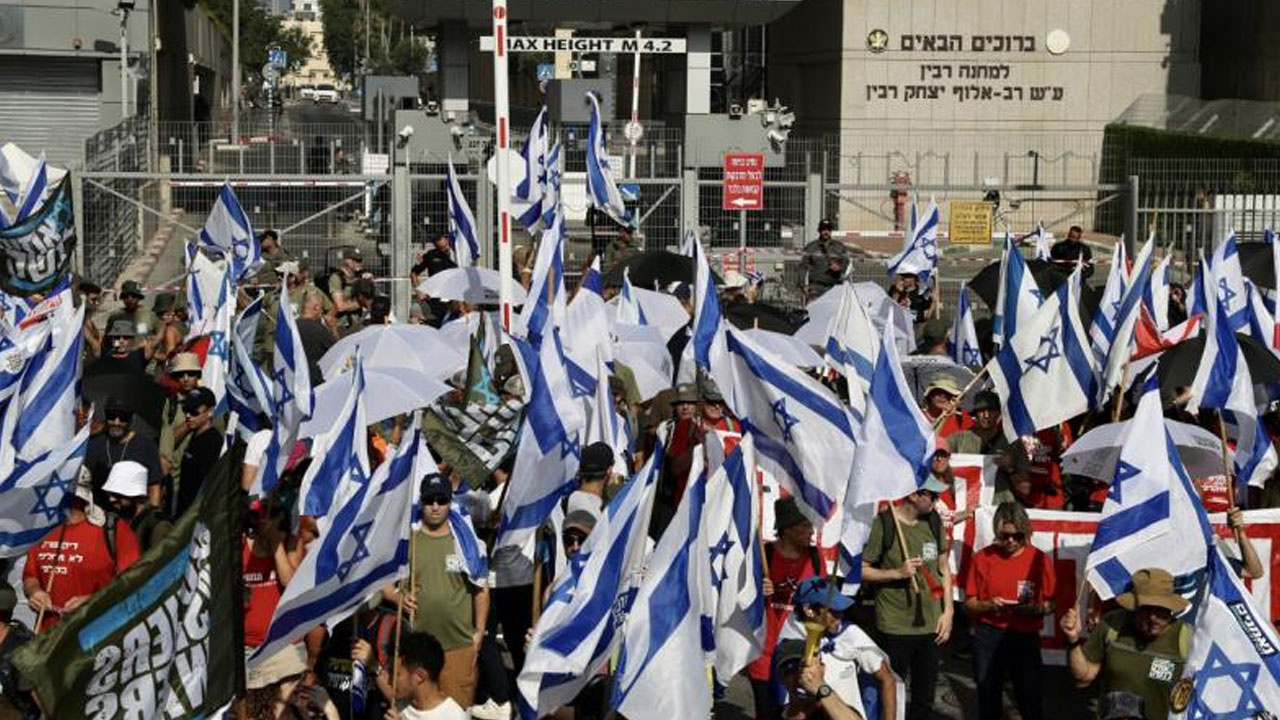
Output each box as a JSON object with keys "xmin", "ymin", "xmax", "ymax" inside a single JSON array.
[
  {"xmin": 85, "ymin": 397, "xmax": 163, "ymax": 509},
  {"xmin": 159, "ymin": 352, "xmax": 205, "ymax": 509},
  {"xmin": 948, "ymin": 391, "xmax": 1033, "ymax": 507},
  {"xmin": 963, "ymin": 502, "xmax": 1055, "ymax": 720},
  {"xmin": 174, "ymin": 387, "xmax": 221, "ymax": 519},
  {"xmin": 389, "ymin": 474, "xmax": 489, "ymax": 712},
  {"xmin": 1061, "ymin": 568, "xmax": 1191, "ymax": 720}
]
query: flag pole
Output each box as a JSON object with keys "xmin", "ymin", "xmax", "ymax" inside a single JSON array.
[
  {"xmin": 889, "ymin": 506, "xmax": 922, "ymax": 595},
  {"xmin": 1215, "ymin": 415, "xmax": 1237, "ymax": 509}
]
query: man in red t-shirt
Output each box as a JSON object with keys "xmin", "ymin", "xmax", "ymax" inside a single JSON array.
[
  {"xmin": 243, "ymin": 497, "xmax": 296, "ymax": 650},
  {"xmin": 963, "ymin": 502, "xmax": 1056, "ymax": 720},
  {"xmin": 24, "ymin": 481, "xmax": 140, "ymax": 632},
  {"xmin": 746, "ymin": 497, "xmax": 818, "ymax": 720},
  {"xmin": 1021, "ymin": 424, "xmax": 1072, "ymax": 510},
  {"xmin": 920, "ymin": 376, "xmax": 974, "ymax": 440}
]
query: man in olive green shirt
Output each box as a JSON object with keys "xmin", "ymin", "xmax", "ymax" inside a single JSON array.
[
  {"xmin": 861, "ymin": 476, "xmax": 954, "ymax": 720},
  {"xmin": 106, "ymin": 280, "xmax": 159, "ymax": 352},
  {"xmin": 1061, "ymin": 568, "xmax": 1190, "ymax": 720},
  {"xmin": 386, "ymin": 473, "xmax": 488, "ymax": 710},
  {"xmin": 949, "ymin": 390, "xmax": 1033, "ymax": 506}
]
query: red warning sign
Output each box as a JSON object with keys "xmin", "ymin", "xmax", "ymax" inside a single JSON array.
[{"xmin": 722, "ymin": 153, "xmax": 764, "ymax": 211}]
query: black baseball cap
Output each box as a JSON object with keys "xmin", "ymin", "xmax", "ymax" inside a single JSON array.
[
  {"xmin": 181, "ymin": 387, "xmax": 217, "ymax": 414},
  {"xmin": 419, "ymin": 473, "xmax": 453, "ymax": 504},
  {"xmin": 579, "ymin": 442, "xmax": 613, "ymax": 478}
]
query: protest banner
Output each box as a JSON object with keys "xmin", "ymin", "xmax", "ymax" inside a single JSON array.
[{"xmin": 12, "ymin": 451, "xmax": 244, "ymax": 719}]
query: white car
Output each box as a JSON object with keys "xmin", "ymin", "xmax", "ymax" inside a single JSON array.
[
  {"xmin": 298, "ymin": 85, "xmax": 315, "ymax": 100},
  {"xmin": 313, "ymin": 85, "xmax": 340, "ymax": 104}
]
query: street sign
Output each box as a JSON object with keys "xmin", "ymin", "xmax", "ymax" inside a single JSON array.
[
  {"xmin": 623, "ymin": 121, "xmax": 644, "ymax": 142},
  {"xmin": 268, "ymin": 48, "xmax": 287, "ymax": 70},
  {"xmin": 262, "ymin": 64, "xmax": 280, "ymax": 82},
  {"xmin": 480, "ymin": 36, "xmax": 687, "ymax": 54},
  {"xmin": 948, "ymin": 201, "xmax": 994, "ymax": 246},
  {"xmin": 722, "ymin": 153, "xmax": 764, "ymax": 211}
]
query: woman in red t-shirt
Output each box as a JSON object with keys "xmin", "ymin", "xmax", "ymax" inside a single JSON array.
[
  {"xmin": 243, "ymin": 499, "xmax": 296, "ymax": 649},
  {"xmin": 963, "ymin": 502, "xmax": 1056, "ymax": 720}
]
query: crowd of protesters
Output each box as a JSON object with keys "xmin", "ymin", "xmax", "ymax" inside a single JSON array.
[{"xmin": 1, "ymin": 222, "xmax": 1273, "ymax": 720}]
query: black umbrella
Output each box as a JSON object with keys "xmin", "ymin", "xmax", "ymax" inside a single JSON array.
[
  {"xmin": 81, "ymin": 372, "xmax": 167, "ymax": 432},
  {"xmin": 1156, "ymin": 332, "xmax": 1280, "ymax": 389},
  {"xmin": 1238, "ymin": 243, "xmax": 1274, "ymax": 291},
  {"xmin": 602, "ymin": 251, "xmax": 721, "ymax": 290},
  {"xmin": 967, "ymin": 258, "xmax": 1064, "ymax": 310},
  {"xmin": 723, "ymin": 302, "xmax": 802, "ymax": 334}
]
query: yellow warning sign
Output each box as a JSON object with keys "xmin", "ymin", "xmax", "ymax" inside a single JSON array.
[{"xmin": 948, "ymin": 201, "xmax": 993, "ymax": 246}]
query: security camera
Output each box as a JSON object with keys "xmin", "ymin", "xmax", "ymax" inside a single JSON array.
[
  {"xmin": 398, "ymin": 125, "xmax": 415, "ymax": 140},
  {"xmin": 424, "ymin": 100, "xmax": 440, "ymax": 116}
]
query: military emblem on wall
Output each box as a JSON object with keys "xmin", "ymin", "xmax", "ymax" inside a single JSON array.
[{"xmin": 867, "ymin": 29, "xmax": 890, "ymax": 53}]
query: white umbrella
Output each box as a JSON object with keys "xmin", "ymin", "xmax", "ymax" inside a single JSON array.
[
  {"xmin": 319, "ymin": 324, "xmax": 466, "ymax": 381},
  {"xmin": 417, "ymin": 267, "xmax": 529, "ymax": 306},
  {"xmin": 608, "ymin": 287, "xmax": 689, "ymax": 341},
  {"xmin": 300, "ymin": 367, "xmax": 449, "ymax": 439},
  {"xmin": 796, "ymin": 282, "xmax": 915, "ymax": 353},
  {"xmin": 616, "ymin": 353, "xmax": 674, "ymax": 403},
  {"xmin": 900, "ymin": 355, "xmax": 979, "ymax": 406},
  {"xmin": 1061, "ymin": 418, "xmax": 1230, "ymax": 481},
  {"xmin": 743, "ymin": 329, "xmax": 823, "ymax": 368}
]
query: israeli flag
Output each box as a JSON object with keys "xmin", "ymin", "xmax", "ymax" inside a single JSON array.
[
  {"xmin": 517, "ymin": 207, "xmax": 567, "ymax": 347},
  {"xmin": 585, "ymin": 92, "xmax": 630, "ymax": 226},
  {"xmin": 1170, "ymin": 544, "xmax": 1280, "ymax": 719},
  {"xmin": 1189, "ymin": 253, "xmax": 1212, "ymax": 319},
  {"xmin": 612, "ymin": 439, "xmax": 764, "ymax": 719},
  {"xmin": 447, "ymin": 498, "xmax": 490, "ymax": 587},
  {"xmin": 886, "ymin": 196, "xmax": 939, "ymax": 283},
  {"xmin": 723, "ymin": 325, "xmax": 854, "ymax": 523},
  {"xmin": 184, "ymin": 243, "xmax": 225, "ymax": 337},
  {"xmin": 691, "ymin": 234, "xmax": 728, "ymax": 377},
  {"xmin": 253, "ymin": 273, "xmax": 315, "ymax": 495},
  {"xmin": 539, "ymin": 140, "xmax": 563, "ymax": 230},
  {"xmin": 1189, "ymin": 295, "xmax": 1278, "ymax": 492},
  {"xmin": 848, "ymin": 319, "xmax": 937, "ymax": 508},
  {"xmin": 947, "ymin": 283, "xmax": 982, "ymax": 368},
  {"xmin": 1244, "ymin": 281, "xmax": 1278, "ymax": 359},
  {"xmin": 562, "ymin": 258, "xmax": 614, "ymax": 379},
  {"xmin": 822, "ymin": 283, "xmax": 880, "ymax": 422},
  {"xmin": 1027, "ymin": 223, "xmax": 1050, "ymax": 261},
  {"xmin": 517, "ymin": 437, "xmax": 664, "ymax": 720},
  {"xmin": 1266, "ymin": 227, "xmax": 1280, "ymax": 317},
  {"xmin": 515, "ymin": 107, "xmax": 550, "ymax": 231},
  {"xmin": 199, "ymin": 182, "xmax": 260, "ymax": 282},
  {"xmin": 580, "ymin": 255, "xmax": 603, "ymax": 296},
  {"xmin": 1100, "ymin": 236, "xmax": 1154, "ymax": 398},
  {"xmin": 0, "ymin": 150, "xmax": 52, "ymax": 229},
  {"xmin": 1210, "ymin": 230, "xmax": 1249, "ymax": 331},
  {"xmin": 7, "ymin": 294, "xmax": 82, "ymax": 476},
  {"xmin": 299, "ymin": 356, "xmax": 370, "ymax": 522},
  {"xmin": 992, "ymin": 235, "xmax": 1042, "ymax": 346},
  {"xmin": 680, "ymin": 228, "xmax": 697, "ymax": 257},
  {"xmin": 248, "ymin": 424, "xmax": 423, "ymax": 669},
  {"xmin": 585, "ymin": 347, "xmax": 628, "ymax": 478},
  {"xmin": 988, "ymin": 265, "xmax": 1098, "ymax": 439},
  {"xmin": 0, "ymin": 423, "xmax": 89, "ymax": 558},
  {"xmin": 494, "ymin": 329, "xmax": 585, "ymax": 551},
  {"xmin": 616, "ymin": 267, "xmax": 647, "ymax": 326},
  {"xmin": 1090, "ymin": 241, "xmax": 1128, "ymax": 366},
  {"xmin": 227, "ymin": 296, "xmax": 273, "ymax": 439},
  {"xmin": 199, "ymin": 266, "xmax": 234, "ymax": 415},
  {"xmin": 1145, "ymin": 254, "xmax": 1172, "ymax": 332},
  {"xmin": 1085, "ymin": 378, "xmax": 1212, "ymax": 600},
  {"xmin": 446, "ymin": 154, "xmax": 480, "ymax": 267}
]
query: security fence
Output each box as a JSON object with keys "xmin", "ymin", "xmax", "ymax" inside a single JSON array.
[{"xmin": 90, "ymin": 115, "xmax": 1269, "ymax": 322}]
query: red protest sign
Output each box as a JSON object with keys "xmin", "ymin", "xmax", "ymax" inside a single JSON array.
[{"xmin": 722, "ymin": 153, "xmax": 764, "ymax": 211}]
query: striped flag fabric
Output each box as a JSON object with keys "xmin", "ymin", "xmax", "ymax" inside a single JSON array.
[
  {"xmin": 585, "ymin": 92, "xmax": 630, "ymax": 226},
  {"xmin": 446, "ymin": 154, "xmax": 480, "ymax": 267}
]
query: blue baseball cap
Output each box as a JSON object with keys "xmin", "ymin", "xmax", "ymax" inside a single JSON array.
[{"xmin": 793, "ymin": 576, "xmax": 853, "ymax": 612}]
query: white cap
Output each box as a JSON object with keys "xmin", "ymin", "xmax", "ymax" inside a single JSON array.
[
  {"xmin": 720, "ymin": 270, "xmax": 748, "ymax": 290},
  {"xmin": 102, "ymin": 461, "xmax": 148, "ymax": 498}
]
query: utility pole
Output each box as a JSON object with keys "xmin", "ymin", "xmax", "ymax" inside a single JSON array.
[
  {"xmin": 119, "ymin": 3, "xmax": 132, "ymax": 119},
  {"xmin": 231, "ymin": 0, "xmax": 240, "ymax": 142}
]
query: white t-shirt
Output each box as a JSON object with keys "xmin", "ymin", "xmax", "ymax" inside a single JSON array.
[
  {"xmin": 399, "ymin": 697, "xmax": 467, "ymax": 720},
  {"xmin": 779, "ymin": 616, "xmax": 905, "ymax": 720},
  {"xmin": 243, "ymin": 429, "xmax": 272, "ymax": 468}
]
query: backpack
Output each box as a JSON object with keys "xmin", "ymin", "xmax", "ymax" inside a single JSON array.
[{"xmin": 854, "ymin": 508, "xmax": 943, "ymax": 606}]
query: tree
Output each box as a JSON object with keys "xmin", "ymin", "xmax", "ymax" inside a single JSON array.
[
  {"xmin": 371, "ymin": 36, "xmax": 427, "ymax": 76},
  {"xmin": 198, "ymin": 0, "xmax": 313, "ymax": 75},
  {"xmin": 318, "ymin": 0, "xmax": 360, "ymax": 78}
]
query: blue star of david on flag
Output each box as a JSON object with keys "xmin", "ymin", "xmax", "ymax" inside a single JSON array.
[
  {"xmin": 207, "ymin": 330, "xmax": 229, "ymax": 361},
  {"xmin": 1218, "ymin": 278, "xmax": 1238, "ymax": 307},
  {"xmin": 1028, "ymin": 287, "xmax": 1044, "ymax": 303},
  {"xmin": 1108, "ymin": 460, "xmax": 1142, "ymax": 504},
  {"xmin": 29, "ymin": 467, "xmax": 75, "ymax": 523},
  {"xmin": 962, "ymin": 342, "xmax": 981, "ymax": 367},
  {"xmin": 1188, "ymin": 644, "xmax": 1264, "ymax": 720},
  {"xmin": 274, "ymin": 367, "xmax": 295, "ymax": 407},
  {"xmin": 1023, "ymin": 324, "xmax": 1062, "ymax": 374},
  {"xmin": 709, "ymin": 533, "xmax": 734, "ymax": 588},
  {"xmin": 335, "ymin": 521, "xmax": 373, "ymax": 582},
  {"xmin": 770, "ymin": 398, "xmax": 801, "ymax": 443},
  {"xmin": 920, "ymin": 233, "xmax": 938, "ymax": 262},
  {"xmin": 560, "ymin": 433, "xmax": 582, "ymax": 460}
]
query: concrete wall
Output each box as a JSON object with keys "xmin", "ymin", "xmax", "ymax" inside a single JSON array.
[{"xmin": 0, "ymin": 0, "xmax": 153, "ymax": 128}]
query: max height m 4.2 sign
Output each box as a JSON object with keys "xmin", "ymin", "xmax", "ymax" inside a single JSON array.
[{"xmin": 722, "ymin": 153, "xmax": 763, "ymax": 211}]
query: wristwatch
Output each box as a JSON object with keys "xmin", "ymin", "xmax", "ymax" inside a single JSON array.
[
  {"xmin": 1066, "ymin": 637, "xmax": 1086, "ymax": 649},
  {"xmin": 816, "ymin": 684, "xmax": 833, "ymax": 700}
]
